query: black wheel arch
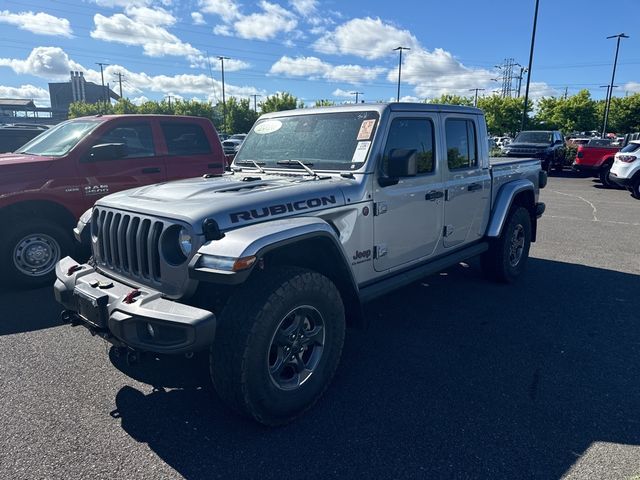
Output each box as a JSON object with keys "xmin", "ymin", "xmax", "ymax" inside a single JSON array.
[{"xmin": 0, "ymin": 200, "xmax": 76, "ymax": 231}]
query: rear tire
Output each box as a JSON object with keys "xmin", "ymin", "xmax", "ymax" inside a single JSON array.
[
  {"xmin": 210, "ymin": 266, "xmax": 345, "ymax": 426},
  {"xmin": 599, "ymin": 164, "xmax": 613, "ymax": 187},
  {"xmin": 631, "ymin": 177, "xmax": 640, "ymax": 199},
  {"xmin": 482, "ymin": 207, "xmax": 532, "ymax": 283},
  {"xmin": 0, "ymin": 219, "xmax": 73, "ymax": 288}
]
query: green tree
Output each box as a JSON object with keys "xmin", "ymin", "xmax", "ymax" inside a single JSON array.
[
  {"xmin": 68, "ymin": 101, "xmax": 111, "ymax": 118},
  {"xmin": 605, "ymin": 93, "xmax": 640, "ymax": 134},
  {"xmin": 534, "ymin": 90, "xmax": 598, "ymax": 133},
  {"xmin": 314, "ymin": 99, "xmax": 335, "ymax": 107},
  {"xmin": 259, "ymin": 92, "xmax": 299, "ymax": 113},
  {"xmin": 427, "ymin": 94, "xmax": 474, "ymax": 106},
  {"xmin": 223, "ymin": 97, "xmax": 259, "ymax": 133},
  {"xmin": 477, "ymin": 95, "xmax": 526, "ymax": 136},
  {"xmin": 112, "ymin": 98, "xmax": 138, "ymax": 114}
]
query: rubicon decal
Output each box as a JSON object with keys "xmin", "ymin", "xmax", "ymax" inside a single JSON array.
[{"xmin": 229, "ymin": 195, "xmax": 337, "ymax": 223}]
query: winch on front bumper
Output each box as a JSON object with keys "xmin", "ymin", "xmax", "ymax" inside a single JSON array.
[{"xmin": 54, "ymin": 256, "xmax": 216, "ymax": 354}]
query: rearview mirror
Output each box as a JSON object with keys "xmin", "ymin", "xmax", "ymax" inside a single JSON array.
[{"xmin": 85, "ymin": 143, "xmax": 127, "ymax": 162}]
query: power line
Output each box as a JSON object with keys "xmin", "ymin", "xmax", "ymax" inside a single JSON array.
[
  {"xmin": 468, "ymin": 88, "xmax": 485, "ymax": 106},
  {"xmin": 350, "ymin": 91, "xmax": 364, "ymax": 103}
]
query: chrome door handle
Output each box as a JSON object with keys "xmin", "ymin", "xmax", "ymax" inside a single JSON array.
[{"xmin": 467, "ymin": 183, "xmax": 482, "ymax": 192}]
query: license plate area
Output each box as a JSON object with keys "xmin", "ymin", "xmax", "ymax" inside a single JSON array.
[{"xmin": 74, "ymin": 283, "xmax": 109, "ymax": 328}]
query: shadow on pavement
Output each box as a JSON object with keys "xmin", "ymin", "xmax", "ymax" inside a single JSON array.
[
  {"xmin": 108, "ymin": 258, "xmax": 640, "ymax": 479},
  {"xmin": 0, "ymin": 286, "xmax": 60, "ymax": 336}
]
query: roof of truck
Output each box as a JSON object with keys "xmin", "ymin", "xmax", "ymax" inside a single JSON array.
[{"xmin": 260, "ymin": 102, "xmax": 484, "ymax": 119}]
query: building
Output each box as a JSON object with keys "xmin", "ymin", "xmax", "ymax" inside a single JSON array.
[
  {"xmin": 48, "ymin": 71, "xmax": 120, "ymax": 115},
  {"xmin": 0, "ymin": 98, "xmax": 60, "ymax": 124}
]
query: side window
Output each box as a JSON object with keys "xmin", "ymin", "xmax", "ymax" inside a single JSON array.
[
  {"xmin": 382, "ymin": 118, "xmax": 435, "ymax": 175},
  {"xmin": 446, "ymin": 119, "xmax": 477, "ymax": 170},
  {"xmin": 94, "ymin": 123, "xmax": 154, "ymax": 158},
  {"xmin": 161, "ymin": 123, "xmax": 212, "ymax": 156}
]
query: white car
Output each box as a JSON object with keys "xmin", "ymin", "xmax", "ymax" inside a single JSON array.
[{"xmin": 609, "ymin": 140, "xmax": 640, "ymax": 198}]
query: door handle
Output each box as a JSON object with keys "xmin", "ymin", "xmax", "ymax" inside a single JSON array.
[
  {"xmin": 467, "ymin": 183, "xmax": 483, "ymax": 192},
  {"xmin": 425, "ymin": 190, "xmax": 444, "ymax": 201},
  {"xmin": 142, "ymin": 167, "xmax": 161, "ymax": 174}
]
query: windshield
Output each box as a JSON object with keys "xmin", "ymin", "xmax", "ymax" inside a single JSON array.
[
  {"xmin": 235, "ymin": 111, "xmax": 380, "ymax": 170},
  {"xmin": 515, "ymin": 131, "xmax": 552, "ymax": 144},
  {"xmin": 16, "ymin": 120, "xmax": 100, "ymax": 156}
]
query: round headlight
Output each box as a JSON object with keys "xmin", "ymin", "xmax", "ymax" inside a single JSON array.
[{"xmin": 178, "ymin": 228, "xmax": 192, "ymax": 257}]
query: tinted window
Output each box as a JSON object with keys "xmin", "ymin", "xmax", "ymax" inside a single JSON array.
[
  {"xmin": 382, "ymin": 118, "xmax": 435, "ymax": 175},
  {"xmin": 162, "ymin": 123, "xmax": 212, "ymax": 156},
  {"xmin": 446, "ymin": 119, "xmax": 477, "ymax": 170},
  {"xmin": 621, "ymin": 142, "xmax": 640, "ymax": 153},
  {"xmin": 16, "ymin": 120, "xmax": 99, "ymax": 157},
  {"xmin": 587, "ymin": 139, "xmax": 612, "ymax": 147},
  {"xmin": 95, "ymin": 123, "xmax": 155, "ymax": 158}
]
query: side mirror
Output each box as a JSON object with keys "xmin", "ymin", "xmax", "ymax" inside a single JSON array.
[
  {"xmin": 85, "ymin": 143, "xmax": 127, "ymax": 162},
  {"xmin": 379, "ymin": 149, "xmax": 418, "ymax": 187},
  {"xmin": 554, "ymin": 139, "xmax": 563, "ymax": 145}
]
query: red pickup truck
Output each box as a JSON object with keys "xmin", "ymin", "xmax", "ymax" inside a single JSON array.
[
  {"xmin": 0, "ymin": 114, "xmax": 225, "ymax": 287},
  {"xmin": 572, "ymin": 138, "xmax": 620, "ymax": 186}
]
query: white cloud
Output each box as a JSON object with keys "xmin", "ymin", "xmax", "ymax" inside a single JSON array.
[
  {"xmin": 270, "ymin": 55, "xmax": 384, "ymax": 84},
  {"xmin": 199, "ymin": 0, "xmax": 241, "ymax": 22},
  {"xmin": 125, "ymin": 6, "xmax": 175, "ymax": 26},
  {"xmin": 0, "ymin": 10, "xmax": 73, "ymax": 37},
  {"xmin": 131, "ymin": 95, "xmax": 149, "ymax": 105},
  {"xmin": 289, "ymin": 0, "xmax": 317, "ymax": 16},
  {"xmin": 527, "ymin": 82, "xmax": 559, "ymax": 100},
  {"xmin": 386, "ymin": 48, "xmax": 496, "ymax": 98},
  {"xmin": 191, "ymin": 12, "xmax": 205, "ymax": 25},
  {"xmin": 0, "ymin": 84, "xmax": 50, "ymax": 105},
  {"xmin": 622, "ymin": 82, "xmax": 640, "ymax": 94},
  {"xmin": 92, "ymin": 0, "xmax": 151, "ymax": 7},
  {"xmin": 314, "ymin": 17, "xmax": 418, "ymax": 60},
  {"xmin": 0, "ymin": 46, "xmax": 83, "ymax": 80},
  {"xmin": 332, "ymin": 88, "xmax": 354, "ymax": 98},
  {"xmin": 91, "ymin": 13, "xmax": 200, "ymax": 57},
  {"xmin": 189, "ymin": 55, "xmax": 250, "ymax": 72},
  {"xmin": 213, "ymin": 24, "xmax": 233, "ymax": 36},
  {"xmin": 234, "ymin": 1, "xmax": 297, "ymax": 40}
]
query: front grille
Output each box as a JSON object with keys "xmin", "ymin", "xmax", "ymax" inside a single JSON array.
[{"xmin": 92, "ymin": 207, "xmax": 164, "ymax": 283}]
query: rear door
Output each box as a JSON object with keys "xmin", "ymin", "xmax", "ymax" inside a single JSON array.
[
  {"xmin": 442, "ymin": 115, "xmax": 491, "ymax": 248},
  {"xmin": 77, "ymin": 120, "xmax": 166, "ymax": 210},
  {"xmin": 160, "ymin": 121, "xmax": 224, "ymax": 180},
  {"xmin": 373, "ymin": 113, "xmax": 444, "ymax": 272}
]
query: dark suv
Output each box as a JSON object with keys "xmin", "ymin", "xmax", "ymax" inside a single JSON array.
[{"xmin": 502, "ymin": 130, "xmax": 565, "ymax": 173}]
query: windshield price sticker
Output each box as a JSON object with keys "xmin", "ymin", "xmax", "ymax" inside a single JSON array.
[
  {"xmin": 351, "ymin": 141, "xmax": 371, "ymax": 163},
  {"xmin": 254, "ymin": 120, "xmax": 282, "ymax": 135},
  {"xmin": 357, "ymin": 119, "xmax": 376, "ymax": 140}
]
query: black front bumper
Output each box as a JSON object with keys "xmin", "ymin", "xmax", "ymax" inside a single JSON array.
[{"xmin": 54, "ymin": 256, "xmax": 216, "ymax": 354}]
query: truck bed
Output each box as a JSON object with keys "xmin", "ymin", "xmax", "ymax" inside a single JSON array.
[{"xmin": 489, "ymin": 156, "xmax": 542, "ymax": 206}]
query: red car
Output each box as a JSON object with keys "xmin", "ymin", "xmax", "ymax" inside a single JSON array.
[
  {"xmin": 572, "ymin": 138, "xmax": 620, "ymax": 186},
  {"xmin": 0, "ymin": 114, "xmax": 225, "ymax": 287}
]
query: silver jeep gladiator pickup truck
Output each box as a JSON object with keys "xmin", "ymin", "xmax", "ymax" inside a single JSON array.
[{"xmin": 55, "ymin": 103, "xmax": 546, "ymax": 425}]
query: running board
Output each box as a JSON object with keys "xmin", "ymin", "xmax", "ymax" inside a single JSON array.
[{"xmin": 358, "ymin": 242, "xmax": 489, "ymax": 303}]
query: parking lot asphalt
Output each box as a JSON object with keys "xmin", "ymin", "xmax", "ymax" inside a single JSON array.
[{"xmin": 1, "ymin": 173, "xmax": 639, "ymax": 480}]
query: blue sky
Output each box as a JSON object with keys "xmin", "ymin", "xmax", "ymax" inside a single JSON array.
[{"xmin": 1, "ymin": 0, "xmax": 639, "ymax": 108}]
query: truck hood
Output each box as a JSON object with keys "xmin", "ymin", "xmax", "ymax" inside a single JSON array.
[
  {"xmin": 96, "ymin": 172, "xmax": 358, "ymax": 232},
  {"xmin": 0, "ymin": 153, "xmax": 56, "ymax": 176},
  {"xmin": 507, "ymin": 143, "xmax": 550, "ymax": 149}
]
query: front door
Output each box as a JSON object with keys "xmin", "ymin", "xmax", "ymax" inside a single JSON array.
[
  {"xmin": 442, "ymin": 116, "xmax": 490, "ymax": 248},
  {"xmin": 373, "ymin": 114, "xmax": 444, "ymax": 272},
  {"xmin": 78, "ymin": 120, "xmax": 166, "ymax": 211}
]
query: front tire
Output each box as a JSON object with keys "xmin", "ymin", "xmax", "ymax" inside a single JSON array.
[
  {"xmin": 0, "ymin": 219, "xmax": 73, "ymax": 288},
  {"xmin": 631, "ymin": 177, "xmax": 640, "ymax": 199},
  {"xmin": 482, "ymin": 207, "xmax": 532, "ymax": 283},
  {"xmin": 210, "ymin": 266, "xmax": 346, "ymax": 426},
  {"xmin": 599, "ymin": 164, "xmax": 613, "ymax": 187}
]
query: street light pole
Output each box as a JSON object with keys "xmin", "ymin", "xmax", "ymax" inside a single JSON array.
[
  {"xmin": 96, "ymin": 62, "xmax": 109, "ymax": 104},
  {"xmin": 602, "ymin": 33, "xmax": 629, "ymax": 138},
  {"xmin": 350, "ymin": 91, "xmax": 364, "ymax": 103},
  {"xmin": 250, "ymin": 94, "xmax": 261, "ymax": 112},
  {"xmin": 393, "ymin": 47, "xmax": 410, "ymax": 102},
  {"xmin": 521, "ymin": 0, "xmax": 539, "ymax": 132},
  {"xmin": 218, "ymin": 56, "xmax": 230, "ymax": 130},
  {"xmin": 516, "ymin": 66, "xmax": 528, "ymax": 97}
]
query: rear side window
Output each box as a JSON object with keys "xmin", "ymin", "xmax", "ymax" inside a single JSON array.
[
  {"xmin": 161, "ymin": 123, "xmax": 212, "ymax": 156},
  {"xmin": 620, "ymin": 142, "xmax": 640, "ymax": 153},
  {"xmin": 446, "ymin": 119, "xmax": 477, "ymax": 170},
  {"xmin": 382, "ymin": 118, "xmax": 435, "ymax": 175},
  {"xmin": 95, "ymin": 123, "xmax": 155, "ymax": 158}
]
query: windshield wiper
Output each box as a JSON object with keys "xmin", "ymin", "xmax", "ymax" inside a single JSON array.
[
  {"xmin": 235, "ymin": 160, "xmax": 265, "ymax": 173},
  {"xmin": 276, "ymin": 160, "xmax": 317, "ymax": 177}
]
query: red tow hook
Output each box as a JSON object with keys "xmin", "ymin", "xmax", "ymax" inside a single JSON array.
[
  {"xmin": 123, "ymin": 289, "xmax": 141, "ymax": 304},
  {"xmin": 67, "ymin": 264, "xmax": 82, "ymax": 276}
]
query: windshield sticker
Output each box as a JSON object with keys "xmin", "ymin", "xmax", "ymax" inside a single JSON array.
[
  {"xmin": 357, "ymin": 119, "xmax": 376, "ymax": 140},
  {"xmin": 254, "ymin": 120, "xmax": 282, "ymax": 135},
  {"xmin": 351, "ymin": 141, "xmax": 371, "ymax": 163}
]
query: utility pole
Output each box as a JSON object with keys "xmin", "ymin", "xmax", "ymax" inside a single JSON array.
[
  {"xmin": 164, "ymin": 95, "xmax": 174, "ymax": 109},
  {"xmin": 250, "ymin": 94, "xmax": 261, "ymax": 112},
  {"xmin": 496, "ymin": 58, "xmax": 516, "ymax": 98},
  {"xmin": 600, "ymin": 85, "xmax": 617, "ymax": 136},
  {"xmin": 602, "ymin": 33, "xmax": 629, "ymax": 138},
  {"xmin": 96, "ymin": 62, "xmax": 109, "ymax": 104},
  {"xmin": 468, "ymin": 88, "xmax": 485, "ymax": 107},
  {"xmin": 521, "ymin": 0, "xmax": 540, "ymax": 132},
  {"xmin": 350, "ymin": 91, "xmax": 364, "ymax": 103},
  {"xmin": 516, "ymin": 66, "xmax": 528, "ymax": 97},
  {"xmin": 393, "ymin": 47, "xmax": 410, "ymax": 102},
  {"xmin": 113, "ymin": 72, "xmax": 124, "ymax": 99},
  {"xmin": 218, "ymin": 56, "xmax": 230, "ymax": 130}
]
